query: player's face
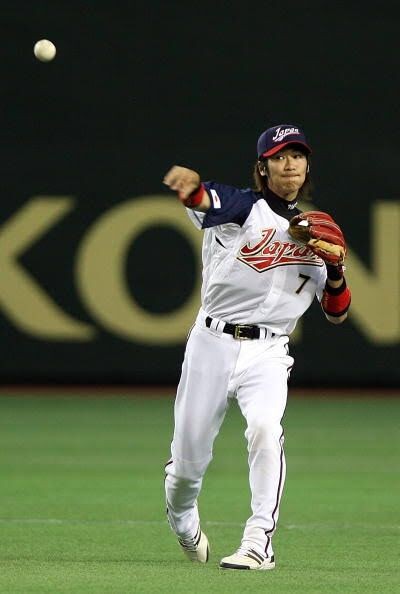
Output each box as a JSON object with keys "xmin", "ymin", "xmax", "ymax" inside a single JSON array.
[{"xmin": 266, "ymin": 148, "xmax": 308, "ymax": 201}]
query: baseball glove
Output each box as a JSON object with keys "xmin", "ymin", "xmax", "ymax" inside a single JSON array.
[{"xmin": 288, "ymin": 210, "xmax": 346, "ymax": 265}]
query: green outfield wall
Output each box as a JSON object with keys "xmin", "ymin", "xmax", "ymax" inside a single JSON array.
[{"xmin": 1, "ymin": 2, "xmax": 398, "ymax": 386}]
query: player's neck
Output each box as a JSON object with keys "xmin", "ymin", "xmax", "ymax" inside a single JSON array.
[
  {"xmin": 273, "ymin": 189, "xmax": 298, "ymax": 202},
  {"xmin": 262, "ymin": 187, "xmax": 300, "ymax": 218},
  {"xmin": 281, "ymin": 191, "xmax": 298, "ymax": 202},
  {"xmin": 265, "ymin": 185, "xmax": 298, "ymax": 204}
]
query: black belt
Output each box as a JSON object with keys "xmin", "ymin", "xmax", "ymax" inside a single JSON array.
[{"xmin": 205, "ymin": 316, "xmax": 275, "ymax": 340}]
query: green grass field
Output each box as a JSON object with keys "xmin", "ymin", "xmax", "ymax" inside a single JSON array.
[{"xmin": 0, "ymin": 391, "xmax": 399, "ymax": 593}]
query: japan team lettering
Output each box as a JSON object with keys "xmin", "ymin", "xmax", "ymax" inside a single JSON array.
[
  {"xmin": 237, "ymin": 228, "xmax": 323, "ymax": 272},
  {"xmin": 272, "ymin": 127, "xmax": 300, "ymax": 143}
]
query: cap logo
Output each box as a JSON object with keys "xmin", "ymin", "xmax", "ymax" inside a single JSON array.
[{"xmin": 272, "ymin": 127, "xmax": 300, "ymax": 143}]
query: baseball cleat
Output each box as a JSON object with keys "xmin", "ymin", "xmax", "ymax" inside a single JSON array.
[
  {"xmin": 219, "ymin": 547, "xmax": 275, "ymax": 570},
  {"xmin": 178, "ymin": 526, "xmax": 210, "ymax": 563}
]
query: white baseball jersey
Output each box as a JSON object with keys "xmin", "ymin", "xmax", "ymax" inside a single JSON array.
[{"xmin": 187, "ymin": 182, "xmax": 327, "ymax": 336}]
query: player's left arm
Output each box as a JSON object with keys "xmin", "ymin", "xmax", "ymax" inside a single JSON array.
[
  {"xmin": 163, "ymin": 165, "xmax": 211, "ymax": 211},
  {"xmin": 294, "ymin": 211, "xmax": 351, "ymax": 324},
  {"xmin": 321, "ymin": 264, "xmax": 351, "ymax": 324}
]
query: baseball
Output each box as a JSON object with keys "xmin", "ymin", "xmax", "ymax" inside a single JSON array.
[
  {"xmin": 34, "ymin": 39, "xmax": 56, "ymax": 62},
  {"xmin": 298, "ymin": 220, "xmax": 309, "ymax": 227}
]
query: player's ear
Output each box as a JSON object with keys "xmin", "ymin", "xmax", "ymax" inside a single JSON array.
[{"xmin": 258, "ymin": 161, "xmax": 268, "ymax": 177}]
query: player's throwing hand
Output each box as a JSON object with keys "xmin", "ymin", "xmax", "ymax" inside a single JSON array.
[{"xmin": 163, "ymin": 165, "xmax": 201, "ymax": 200}]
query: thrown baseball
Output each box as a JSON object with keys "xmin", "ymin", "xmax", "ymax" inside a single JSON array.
[
  {"xmin": 34, "ymin": 39, "xmax": 56, "ymax": 62},
  {"xmin": 298, "ymin": 220, "xmax": 309, "ymax": 227}
]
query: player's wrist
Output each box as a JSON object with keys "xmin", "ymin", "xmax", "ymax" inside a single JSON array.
[
  {"xmin": 322, "ymin": 278, "xmax": 351, "ymax": 316},
  {"xmin": 326, "ymin": 263, "xmax": 344, "ymax": 281},
  {"xmin": 324, "ymin": 276, "xmax": 347, "ymax": 295},
  {"xmin": 180, "ymin": 183, "xmax": 204, "ymax": 208}
]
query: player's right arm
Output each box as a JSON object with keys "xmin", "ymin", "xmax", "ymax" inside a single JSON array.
[{"xmin": 163, "ymin": 165, "xmax": 211, "ymax": 211}]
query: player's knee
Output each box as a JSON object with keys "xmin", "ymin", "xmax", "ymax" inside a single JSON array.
[
  {"xmin": 167, "ymin": 456, "xmax": 211, "ymax": 482},
  {"xmin": 245, "ymin": 418, "xmax": 283, "ymax": 451}
]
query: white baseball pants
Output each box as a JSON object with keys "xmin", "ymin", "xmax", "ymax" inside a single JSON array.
[{"xmin": 164, "ymin": 316, "xmax": 293, "ymax": 557}]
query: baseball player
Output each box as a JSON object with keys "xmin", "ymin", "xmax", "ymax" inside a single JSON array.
[{"xmin": 163, "ymin": 124, "xmax": 351, "ymax": 570}]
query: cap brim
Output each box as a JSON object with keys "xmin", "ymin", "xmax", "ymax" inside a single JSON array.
[{"xmin": 261, "ymin": 141, "xmax": 312, "ymax": 158}]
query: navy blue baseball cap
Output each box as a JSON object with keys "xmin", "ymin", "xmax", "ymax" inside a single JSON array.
[{"xmin": 257, "ymin": 124, "xmax": 312, "ymax": 158}]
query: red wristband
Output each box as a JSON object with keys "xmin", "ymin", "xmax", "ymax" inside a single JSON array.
[
  {"xmin": 322, "ymin": 281, "xmax": 351, "ymax": 317},
  {"xmin": 180, "ymin": 183, "xmax": 204, "ymax": 208}
]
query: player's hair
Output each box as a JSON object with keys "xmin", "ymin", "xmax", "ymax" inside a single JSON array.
[{"xmin": 253, "ymin": 157, "xmax": 313, "ymax": 201}]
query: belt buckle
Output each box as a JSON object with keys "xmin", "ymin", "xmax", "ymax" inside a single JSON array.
[{"xmin": 234, "ymin": 324, "xmax": 252, "ymax": 340}]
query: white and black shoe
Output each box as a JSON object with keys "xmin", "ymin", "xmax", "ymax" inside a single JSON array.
[
  {"xmin": 179, "ymin": 526, "xmax": 210, "ymax": 563},
  {"xmin": 220, "ymin": 547, "xmax": 275, "ymax": 570}
]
